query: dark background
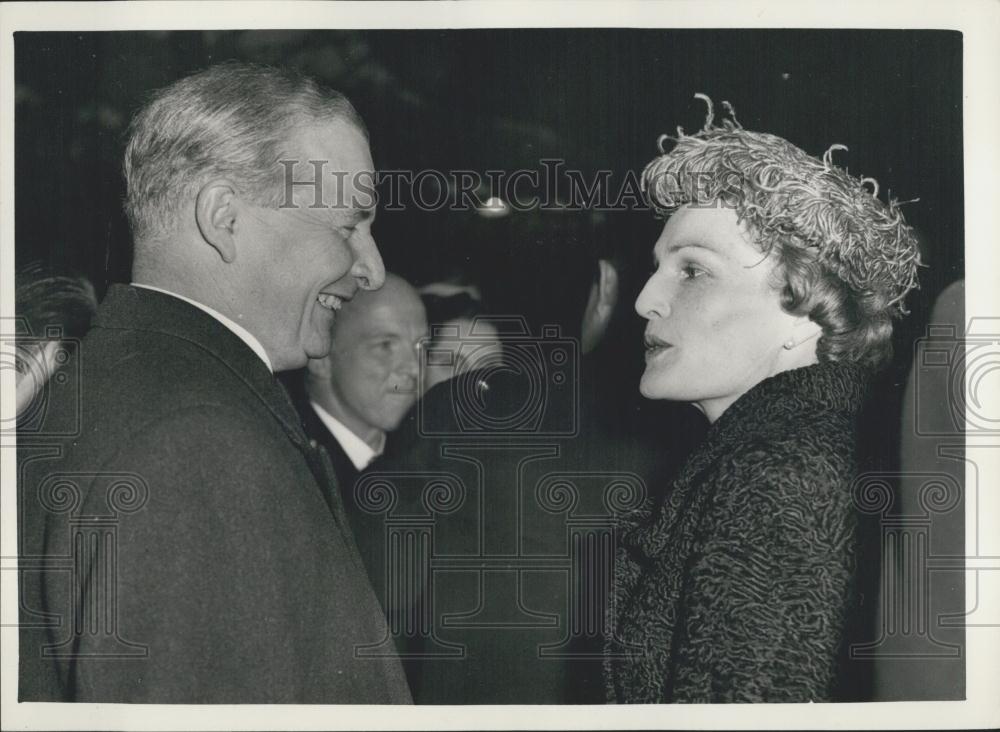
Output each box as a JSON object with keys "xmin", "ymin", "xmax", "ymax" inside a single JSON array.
[
  {"xmin": 13, "ymin": 29, "xmax": 965, "ymax": 701},
  {"xmin": 14, "ymin": 29, "xmax": 962, "ymax": 296},
  {"xmin": 12, "ymin": 26, "xmax": 966, "ymax": 460}
]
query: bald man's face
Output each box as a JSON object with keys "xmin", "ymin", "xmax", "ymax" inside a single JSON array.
[{"xmin": 319, "ymin": 277, "xmax": 428, "ymax": 435}]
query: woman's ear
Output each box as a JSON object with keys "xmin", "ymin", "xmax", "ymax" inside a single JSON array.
[
  {"xmin": 783, "ymin": 314, "xmax": 823, "ymax": 350},
  {"xmin": 195, "ymin": 180, "xmax": 239, "ymax": 263}
]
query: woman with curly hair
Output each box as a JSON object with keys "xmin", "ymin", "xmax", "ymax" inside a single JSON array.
[{"xmin": 606, "ymin": 96, "xmax": 921, "ymax": 703}]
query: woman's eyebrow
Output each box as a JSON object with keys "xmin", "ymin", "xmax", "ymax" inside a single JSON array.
[
  {"xmin": 664, "ymin": 240, "xmax": 723, "ymax": 255},
  {"xmin": 653, "ymin": 239, "xmax": 723, "ymax": 266}
]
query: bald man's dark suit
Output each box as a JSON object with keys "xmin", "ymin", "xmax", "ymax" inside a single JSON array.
[{"xmin": 18, "ymin": 285, "xmax": 411, "ymax": 703}]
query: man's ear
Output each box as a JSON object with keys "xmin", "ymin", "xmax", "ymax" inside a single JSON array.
[{"xmin": 195, "ymin": 180, "xmax": 239, "ymax": 263}]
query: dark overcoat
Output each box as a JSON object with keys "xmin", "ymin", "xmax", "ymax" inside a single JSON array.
[
  {"xmin": 356, "ymin": 364, "xmax": 671, "ymax": 703},
  {"xmin": 606, "ymin": 362, "xmax": 868, "ymax": 703},
  {"xmin": 18, "ymin": 284, "xmax": 412, "ymax": 703},
  {"xmin": 293, "ymin": 397, "xmax": 363, "ymax": 522}
]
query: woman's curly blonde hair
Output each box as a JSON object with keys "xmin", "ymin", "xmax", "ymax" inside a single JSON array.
[{"xmin": 642, "ymin": 94, "xmax": 922, "ymax": 369}]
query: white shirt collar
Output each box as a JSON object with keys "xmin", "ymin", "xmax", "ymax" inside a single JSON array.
[
  {"xmin": 309, "ymin": 400, "xmax": 385, "ymax": 471},
  {"xmin": 131, "ymin": 283, "xmax": 273, "ymax": 373}
]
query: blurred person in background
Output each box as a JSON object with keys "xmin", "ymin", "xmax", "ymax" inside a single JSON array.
[
  {"xmin": 14, "ymin": 262, "xmax": 97, "ymax": 699},
  {"xmin": 12, "ymin": 263, "xmax": 97, "ymax": 420},
  {"xmin": 289, "ymin": 272, "xmax": 427, "ymax": 523},
  {"xmin": 871, "ymin": 268, "xmax": 965, "ymax": 700}
]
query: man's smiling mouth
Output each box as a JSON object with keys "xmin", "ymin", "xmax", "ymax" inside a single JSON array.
[
  {"xmin": 317, "ymin": 283, "xmax": 360, "ymax": 312},
  {"xmin": 316, "ymin": 293, "xmax": 343, "ymax": 311}
]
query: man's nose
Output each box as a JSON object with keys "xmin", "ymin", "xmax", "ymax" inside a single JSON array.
[
  {"xmin": 350, "ymin": 231, "xmax": 385, "ymax": 291},
  {"xmin": 634, "ymin": 276, "xmax": 670, "ymax": 320}
]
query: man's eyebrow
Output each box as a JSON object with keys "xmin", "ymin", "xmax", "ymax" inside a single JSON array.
[{"xmin": 336, "ymin": 207, "xmax": 375, "ymax": 225}]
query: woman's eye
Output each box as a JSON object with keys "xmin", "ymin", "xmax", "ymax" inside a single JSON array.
[{"xmin": 681, "ymin": 264, "xmax": 706, "ymax": 280}]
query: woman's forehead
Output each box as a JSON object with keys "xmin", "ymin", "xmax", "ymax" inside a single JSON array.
[{"xmin": 655, "ymin": 205, "xmax": 757, "ymax": 258}]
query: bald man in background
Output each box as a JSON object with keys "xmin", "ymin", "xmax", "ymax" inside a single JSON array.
[{"xmin": 296, "ymin": 272, "xmax": 428, "ymax": 516}]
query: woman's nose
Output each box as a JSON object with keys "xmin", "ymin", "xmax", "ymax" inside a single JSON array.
[{"xmin": 635, "ymin": 276, "xmax": 670, "ymax": 320}]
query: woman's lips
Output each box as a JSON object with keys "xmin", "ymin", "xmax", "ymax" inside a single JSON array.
[{"xmin": 644, "ymin": 334, "xmax": 674, "ymax": 361}]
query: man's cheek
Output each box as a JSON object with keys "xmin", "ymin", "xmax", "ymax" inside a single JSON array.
[{"xmin": 369, "ymin": 355, "xmax": 395, "ymax": 380}]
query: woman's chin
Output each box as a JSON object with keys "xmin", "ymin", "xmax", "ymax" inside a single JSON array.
[
  {"xmin": 640, "ymin": 368, "xmax": 697, "ymax": 402},
  {"xmin": 639, "ymin": 373, "xmax": 669, "ymax": 400}
]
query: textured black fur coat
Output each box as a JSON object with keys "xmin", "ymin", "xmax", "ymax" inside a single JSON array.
[{"xmin": 606, "ymin": 362, "xmax": 868, "ymax": 703}]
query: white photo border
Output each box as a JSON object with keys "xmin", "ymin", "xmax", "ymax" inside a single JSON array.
[{"xmin": 1, "ymin": 1, "xmax": 998, "ymax": 730}]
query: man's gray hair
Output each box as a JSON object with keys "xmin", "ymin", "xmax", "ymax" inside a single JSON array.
[{"xmin": 123, "ymin": 61, "xmax": 366, "ymax": 243}]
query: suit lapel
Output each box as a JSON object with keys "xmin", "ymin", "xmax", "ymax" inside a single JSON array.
[
  {"xmin": 320, "ymin": 432, "xmax": 361, "ymax": 507},
  {"xmin": 97, "ymin": 285, "xmax": 309, "ymax": 445},
  {"xmin": 94, "ymin": 285, "xmax": 357, "ymax": 534},
  {"xmin": 296, "ymin": 401, "xmax": 360, "ymax": 524}
]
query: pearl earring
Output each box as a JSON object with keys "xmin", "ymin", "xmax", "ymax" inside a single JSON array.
[{"xmin": 783, "ymin": 339, "xmax": 795, "ymax": 350}]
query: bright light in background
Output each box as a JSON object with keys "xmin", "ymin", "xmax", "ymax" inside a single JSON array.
[{"xmin": 477, "ymin": 196, "xmax": 510, "ymax": 219}]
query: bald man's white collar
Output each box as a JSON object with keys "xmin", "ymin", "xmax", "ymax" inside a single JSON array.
[{"xmin": 309, "ymin": 400, "xmax": 386, "ymax": 471}]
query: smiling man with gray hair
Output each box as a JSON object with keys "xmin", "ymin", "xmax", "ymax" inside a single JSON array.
[{"xmin": 19, "ymin": 62, "xmax": 412, "ymax": 704}]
